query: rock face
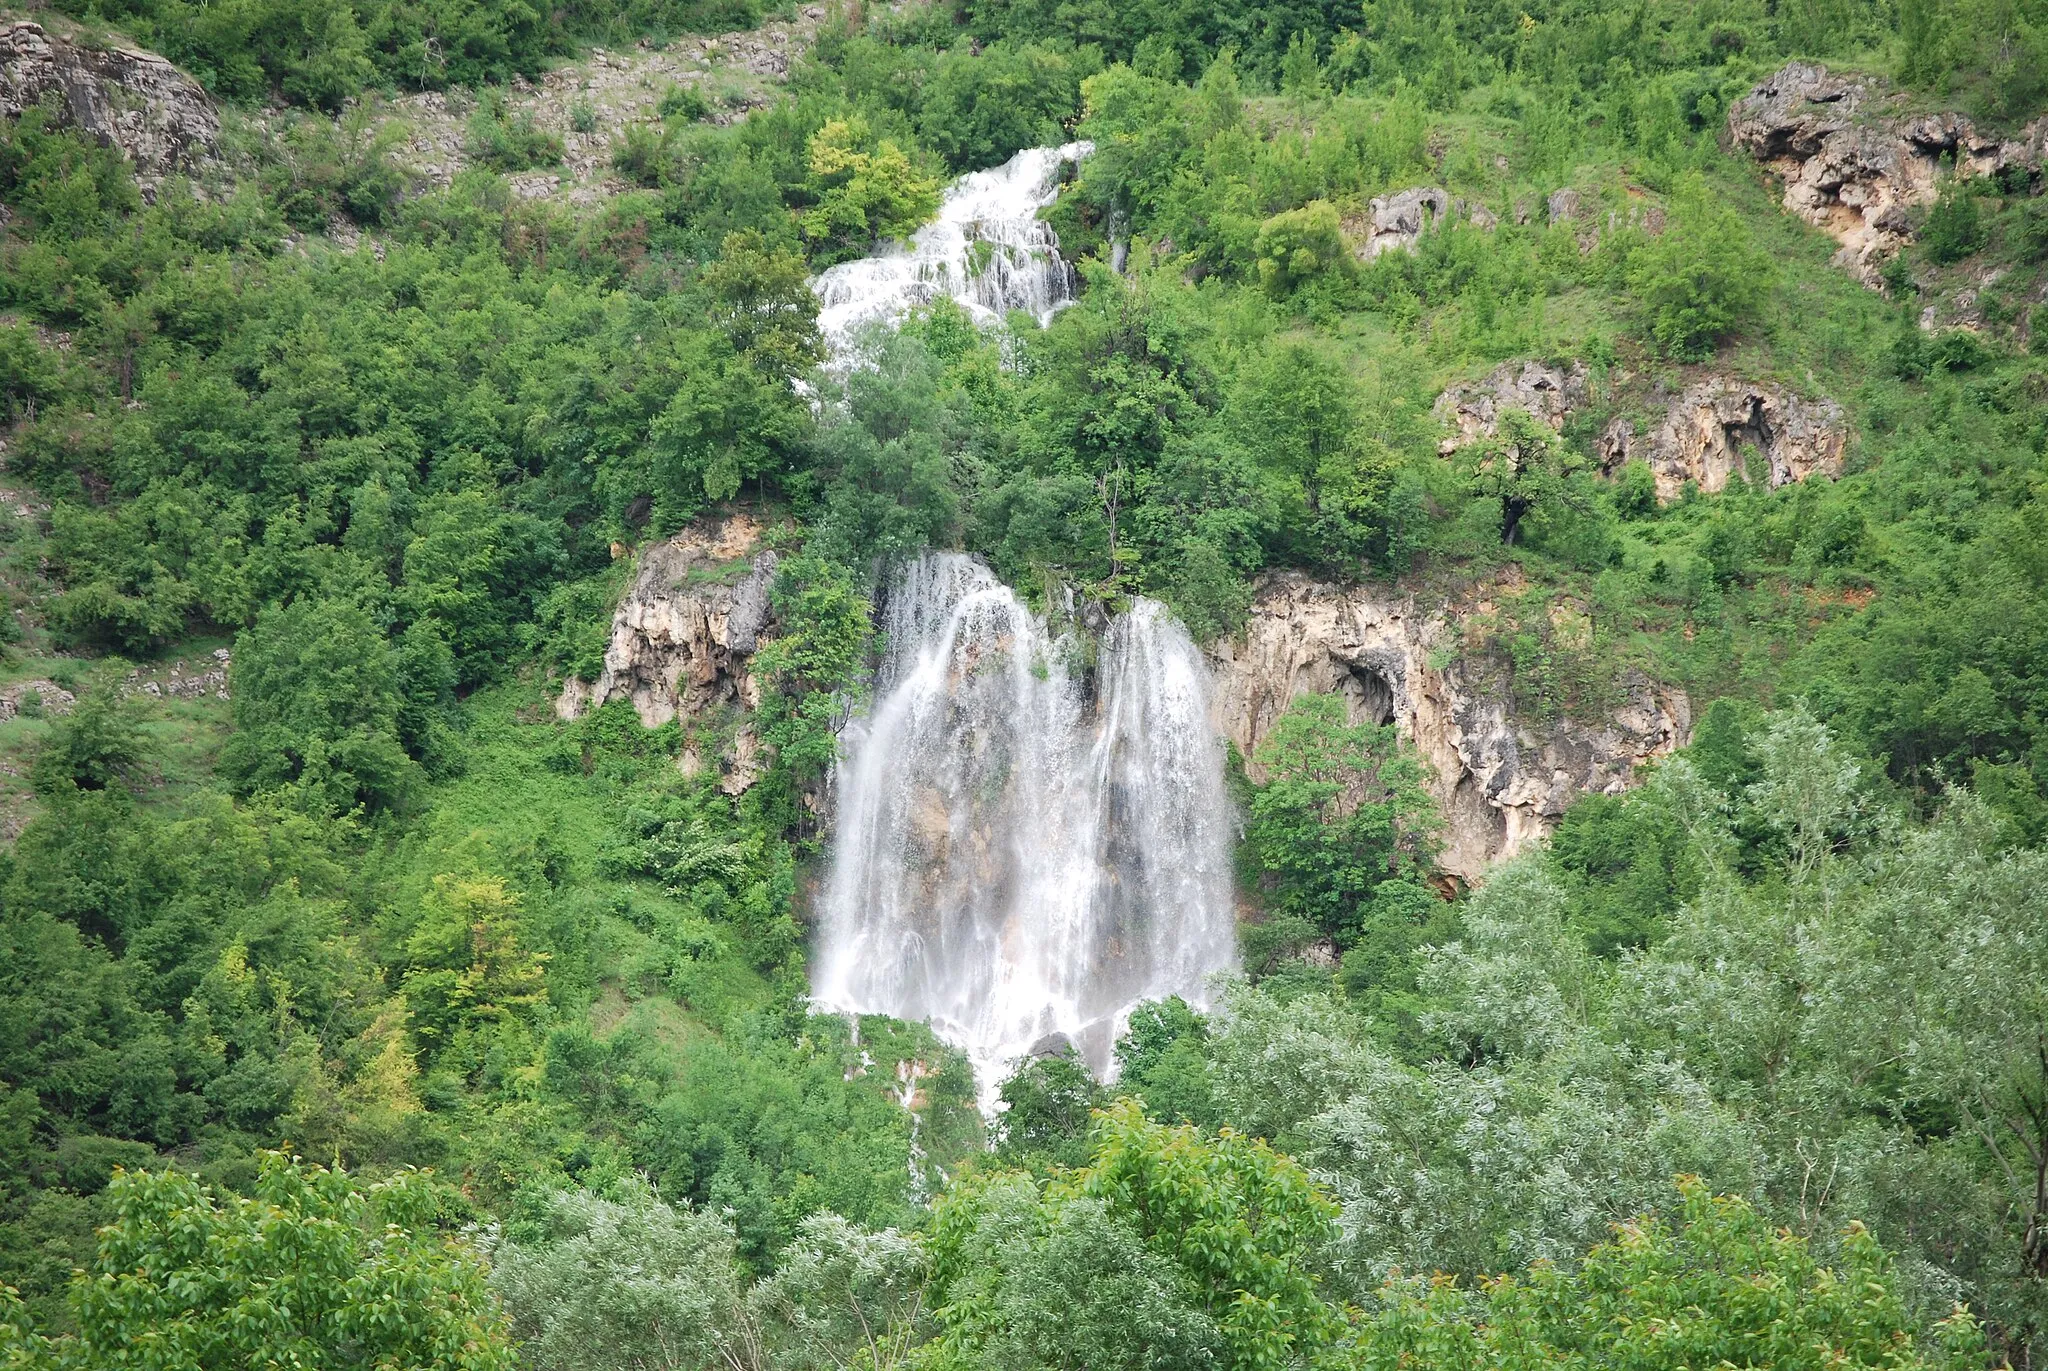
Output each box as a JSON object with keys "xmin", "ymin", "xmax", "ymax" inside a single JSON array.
[
  {"xmin": 1729, "ymin": 61, "xmax": 2048, "ymax": 284},
  {"xmin": 558, "ymin": 513, "xmax": 778, "ymax": 794},
  {"xmin": 1208, "ymin": 573, "xmax": 1690, "ymax": 881},
  {"xmin": 1433, "ymin": 359, "xmax": 1590, "ymax": 455},
  {"xmin": 1600, "ymin": 377, "xmax": 1848, "ymax": 502},
  {"xmin": 0, "ymin": 21, "xmax": 218, "ymax": 180},
  {"xmin": 1357, "ymin": 186, "xmax": 1497, "ymax": 259}
]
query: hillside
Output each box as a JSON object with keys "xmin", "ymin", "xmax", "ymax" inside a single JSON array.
[{"xmin": 2, "ymin": 0, "xmax": 2048, "ymax": 1366}]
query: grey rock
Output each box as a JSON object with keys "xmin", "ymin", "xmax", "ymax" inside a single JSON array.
[
  {"xmin": 1600, "ymin": 376, "xmax": 1848, "ymax": 502},
  {"xmin": 1433, "ymin": 359, "xmax": 1590, "ymax": 456},
  {"xmin": 0, "ymin": 21, "xmax": 218, "ymax": 181},
  {"xmin": 1207, "ymin": 575, "xmax": 1689, "ymax": 881}
]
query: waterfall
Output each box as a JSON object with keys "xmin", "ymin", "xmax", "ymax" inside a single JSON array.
[
  {"xmin": 812, "ymin": 555, "xmax": 1237, "ymax": 1105},
  {"xmin": 811, "ymin": 142, "xmax": 1092, "ymax": 361}
]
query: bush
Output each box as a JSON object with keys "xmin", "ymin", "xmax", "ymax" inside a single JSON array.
[
  {"xmin": 1626, "ymin": 177, "xmax": 1773, "ymax": 359},
  {"xmin": 1922, "ymin": 177, "xmax": 1987, "ymax": 264},
  {"xmin": 467, "ymin": 95, "xmax": 564, "ymax": 172}
]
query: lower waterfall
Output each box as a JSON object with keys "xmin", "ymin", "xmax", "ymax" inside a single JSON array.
[{"xmin": 811, "ymin": 555, "xmax": 1237, "ymax": 1103}]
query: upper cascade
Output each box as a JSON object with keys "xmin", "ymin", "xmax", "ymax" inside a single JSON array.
[
  {"xmin": 812, "ymin": 554, "xmax": 1236, "ymax": 1105},
  {"xmin": 811, "ymin": 142, "xmax": 1091, "ymax": 362}
]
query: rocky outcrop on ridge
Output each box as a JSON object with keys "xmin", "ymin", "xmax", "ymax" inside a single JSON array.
[
  {"xmin": 0, "ymin": 20, "xmax": 218, "ymax": 182},
  {"xmin": 556, "ymin": 514, "xmax": 778, "ymax": 794},
  {"xmin": 1729, "ymin": 61, "xmax": 2048, "ymax": 285},
  {"xmin": 1433, "ymin": 359, "xmax": 1590, "ymax": 455},
  {"xmin": 1599, "ymin": 377, "xmax": 1848, "ymax": 502},
  {"xmin": 1207, "ymin": 573, "xmax": 1690, "ymax": 881}
]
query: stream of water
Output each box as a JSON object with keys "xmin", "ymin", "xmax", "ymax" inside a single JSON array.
[{"xmin": 807, "ymin": 146, "xmax": 1237, "ymax": 1105}]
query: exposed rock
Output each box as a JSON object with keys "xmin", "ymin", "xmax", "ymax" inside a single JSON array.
[
  {"xmin": 0, "ymin": 20, "xmax": 217, "ymax": 181},
  {"xmin": 0, "ymin": 678, "xmax": 75, "ymax": 720},
  {"xmin": 560, "ymin": 513, "xmax": 778, "ymax": 794},
  {"xmin": 1599, "ymin": 377, "xmax": 1847, "ymax": 502},
  {"xmin": 354, "ymin": 5, "xmax": 827, "ymax": 208},
  {"xmin": 1433, "ymin": 359, "xmax": 1590, "ymax": 456},
  {"xmin": 1546, "ymin": 187, "xmax": 1585, "ymax": 223},
  {"xmin": 1208, "ymin": 574, "xmax": 1689, "ymax": 880},
  {"xmin": 125, "ymin": 646, "xmax": 232, "ymax": 701},
  {"xmin": 1356, "ymin": 186, "xmax": 1496, "ymax": 259},
  {"xmin": 1729, "ymin": 61, "xmax": 2048, "ymax": 285}
]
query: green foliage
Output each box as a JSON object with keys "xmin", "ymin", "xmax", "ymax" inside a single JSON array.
[
  {"xmin": 996, "ymin": 1051, "xmax": 1103, "ymax": 1168},
  {"xmin": 218, "ymin": 598, "xmax": 427, "ymax": 815},
  {"xmin": 799, "ymin": 118, "xmax": 942, "ymax": 260},
  {"xmin": 1626, "ymin": 176, "xmax": 1775, "ymax": 360},
  {"xmin": 1253, "ymin": 200, "xmax": 1349, "ymax": 296},
  {"xmin": 1243, "ymin": 693, "xmax": 1438, "ymax": 948},
  {"xmin": 0, "ymin": 1152, "xmax": 513, "ymax": 1368},
  {"xmin": 1348, "ymin": 1178, "xmax": 1989, "ymax": 1371},
  {"xmin": 750, "ymin": 555, "xmax": 872, "ymax": 797},
  {"xmin": 467, "ymin": 92, "xmax": 566, "ymax": 171},
  {"xmin": 1923, "ymin": 177, "xmax": 1988, "ymax": 265}
]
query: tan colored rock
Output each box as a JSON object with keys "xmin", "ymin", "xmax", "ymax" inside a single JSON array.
[
  {"xmin": 1729, "ymin": 61, "xmax": 2047, "ymax": 286},
  {"xmin": 1208, "ymin": 573, "xmax": 1689, "ymax": 881},
  {"xmin": 1601, "ymin": 377, "xmax": 1847, "ymax": 502},
  {"xmin": 0, "ymin": 21, "xmax": 217, "ymax": 182},
  {"xmin": 559, "ymin": 512, "xmax": 777, "ymax": 794},
  {"xmin": 1433, "ymin": 359, "xmax": 1589, "ymax": 456}
]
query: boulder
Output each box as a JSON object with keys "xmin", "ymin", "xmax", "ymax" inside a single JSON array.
[
  {"xmin": 1601, "ymin": 377, "xmax": 1847, "ymax": 502},
  {"xmin": 1208, "ymin": 574, "xmax": 1689, "ymax": 881},
  {"xmin": 0, "ymin": 21, "xmax": 217, "ymax": 181},
  {"xmin": 1433, "ymin": 359, "xmax": 1590, "ymax": 456}
]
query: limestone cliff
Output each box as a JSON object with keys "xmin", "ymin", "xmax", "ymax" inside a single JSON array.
[
  {"xmin": 1, "ymin": 20, "xmax": 218, "ymax": 184},
  {"xmin": 1434, "ymin": 361, "xmax": 1847, "ymax": 504},
  {"xmin": 1207, "ymin": 573, "xmax": 1690, "ymax": 881},
  {"xmin": 1729, "ymin": 61, "xmax": 2047, "ymax": 286},
  {"xmin": 556, "ymin": 514, "xmax": 778, "ymax": 795},
  {"xmin": 1598, "ymin": 377, "xmax": 1847, "ymax": 502}
]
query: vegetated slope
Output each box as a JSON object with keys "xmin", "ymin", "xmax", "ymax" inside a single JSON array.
[{"xmin": 1, "ymin": 0, "xmax": 2047, "ymax": 1363}]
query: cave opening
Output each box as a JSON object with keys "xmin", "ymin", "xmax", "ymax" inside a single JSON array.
[{"xmin": 1339, "ymin": 662, "xmax": 1397, "ymax": 728}]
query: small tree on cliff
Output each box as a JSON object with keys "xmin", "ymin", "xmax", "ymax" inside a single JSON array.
[{"xmin": 1459, "ymin": 407, "xmax": 1590, "ymax": 546}]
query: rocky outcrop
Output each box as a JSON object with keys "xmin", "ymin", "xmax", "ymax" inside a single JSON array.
[
  {"xmin": 1729, "ymin": 61, "xmax": 2048, "ymax": 284},
  {"xmin": 0, "ymin": 21, "xmax": 217, "ymax": 181},
  {"xmin": 558, "ymin": 513, "xmax": 778, "ymax": 794},
  {"xmin": 1357, "ymin": 186, "xmax": 1497, "ymax": 259},
  {"xmin": 1433, "ymin": 359, "xmax": 1589, "ymax": 455},
  {"xmin": 1208, "ymin": 574, "xmax": 1689, "ymax": 881},
  {"xmin": 1599, "ymin": 377, "xmax": 1847, "ymax": 501}
]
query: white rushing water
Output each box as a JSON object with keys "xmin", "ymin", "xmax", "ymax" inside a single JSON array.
[
  {"xmin": 811, "ymin": 141, "xmax": 1092, "ymax": 359},
  {"xmin": 812, "ymin": 555, "xmax": 1237, "ymax": 1104}
]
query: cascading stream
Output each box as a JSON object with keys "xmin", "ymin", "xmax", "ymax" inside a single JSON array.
[
  {"xmin": 811, "ymin": 142, "xmax": 1091, "ymax": 359},
  {"xmin": 812, "ymin": 556, "xmax": 1237, "ymax": 1104},
  {"xmin": 808, "ymin": 145, "xmax": 1236, "ymax": 1106}
]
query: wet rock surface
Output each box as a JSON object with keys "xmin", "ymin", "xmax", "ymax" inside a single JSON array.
[{"xmin": 1208, "ymin": 573, "xmax": 1690, "ymax": 881}]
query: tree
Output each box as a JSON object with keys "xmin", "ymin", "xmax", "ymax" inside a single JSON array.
[
  {"xmin": 487, "ymin": 1178, "xmax": 744, "ymax": 1371},
  {"xmin": 1351, "ymin": 1177, "xmax": 1989, "ymax": 1371},
  {"xmin": 800, "ymin": 119, "xmax": 942, "ymax": 259},
  {"xmin": 1458, "ymin": 407, "xmax": 1593, "ymax": 547},
  {"xmin": 0, "ymin": 1152, "xmax": 513, "ymax": 1369},
  {"xmin": 401, "ymin": 873, "xmax": 551, "ymax": 1056},
  {"xmin": 217, "ymin": 596, "xmax": 424, "ymax": 816},
  {"xmin": 1626, "ymin": 176, "xmax": 1773, "ymax": 360},
  {"xmin": 1244, "ymin": 692, "xmax": 1438, "ymax": 946}
]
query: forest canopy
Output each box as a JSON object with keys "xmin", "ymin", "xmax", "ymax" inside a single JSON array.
[{"xmin": 2, "ymin": 0, "xmax": 2048, "ymax": 1365}]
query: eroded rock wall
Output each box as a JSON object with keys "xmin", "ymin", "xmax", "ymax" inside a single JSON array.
[
  {"xmin": 1208, "ymin": 573, "xmax": 1690, "ymax": 880},
  {"xmin": 1599, "ymin": 377, "xmax": 1847, "ymax": 501},
  {"xmin": 0, "ymin": 21, "xmax": 217, "ymax": 182},
  {"xmin": 557, "ymin": 514, "xmax": 777, "ymax": 794},
  {"xmin": 1729, "ymin": 61, "xmax": 2047, "ymax": 285}
]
